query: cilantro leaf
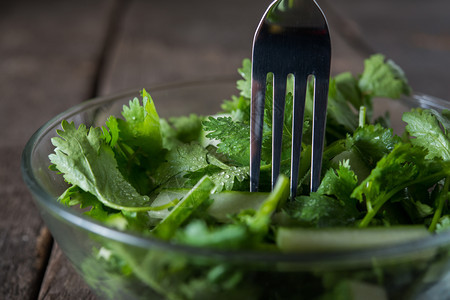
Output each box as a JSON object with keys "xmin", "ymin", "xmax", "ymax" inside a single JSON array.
[
  {"xmin": 326, "ymin": 78, "xmax": 359, "ymax": 133},
  {"xmin": 168, "ymin": 114, "xmax": 204, "ymax": 143},
  {"xmin": 358, "ymin": 54, "xmax": 412, "ymax": 99},
  {"xmin": 102, "ymin": 115, "xmax": 119, "ymax": 147},
  {"xmin": 186, "ymin": 164, "xmax": 249, "ymax": 193},
  {"xmin": 208, "ymin": 166, "xmax": 249, "ymax": 192},
  {"xmin": 317, "ymin": 160, "xmax": 359, "ymax": 204},
  {"xmin": 348, "ymin": 123, "xmax": 401, "ymax": 167},
  {"xmin": 334, "ymin": 72, "xmax": 363, "ymax": 111},
  {"xmin": 158, "ymin": 114, "xmax": 206, "ymax": 154},
  {"xmin": 285, "ymin": 193, "xmax": 359, "ymax": 228},
  {"xmin": 330, "ymin": 124, "xmax": 401, "ymax": 182},
  {"xmin": 220, "ymin": 95, "xmax": 250, "ymax": 123},
  {"xmin": 154, "ymin": 142, "xmax": 211, "ymax": 186},
  {"xmin": 49, "ymin": 120, "xmax": 153, "ymax": 211},
  {"xmin": 116, "ymin": 89, "xmax": 162, "ymax": 156},
  {"xmin": 58, "ymin": 185, "xmax": 113, "ymax": 221},
  {"xmin": 285, "ymin": 162, "xmax": 359, "ymax": 228},
  {"xmin": 403, "ymin": 108, "xmax": 450, "ymax": 160},
  {"xmin": 203, "ymin": 116, "xmax": 250, "ymax": 166},
  {"xmin": 236, "ymin": 58, "xmax": 251, "ymax": 98},
  {"xmin": 353, "ymin": 143, "xmax": 450, "ymax": 227}
]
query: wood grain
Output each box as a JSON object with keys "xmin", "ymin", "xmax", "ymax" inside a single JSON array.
[
  {"xmin": 0, "ymin": 146, "xmax": 52, "ymax": 300},
  {"xmin": 38, "ymin": 245, "xmax": 97, "ymax": 300},
  {"xmin": 98, "ymin": 0, "xmax": 372, "ymax": 96},
  {"xmin": 0, "ymin": 0, "xmax": 117, "ymax": 299},
  {"xmin": 98, "ymin": 0, "xmax": 272, "ymax": 95}
]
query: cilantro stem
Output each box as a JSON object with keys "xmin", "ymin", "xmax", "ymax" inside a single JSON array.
[
  {"xmin": 259, "ymin": 159, "xmax": 291, "ymax": 172},
  {"xmin": 150, "ymin": 199, "xmax": 180, "ymax": 211},
  {"xmin": 428, "ymin": 176, "xmax": 450, "ymax": 232},
  {"xmin": 359, "ymin": 171, "xmax": 450, "ymax": 228}
]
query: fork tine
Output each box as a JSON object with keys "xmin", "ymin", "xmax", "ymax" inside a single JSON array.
[
  {"xmin": 250, "ymin": 72, "xmax": 267, "ymax": 192},
  {"xmin": 290, "ymin": 75, "xmax": 308, "ymax": 198},
  {"xmin": 271, "ymin": 74, "xmax": 287, "ymax": 189},
  {"xmin": 251, "ymin": 0, "xmax": 331, "ymax": 195},
  {"xmin": 310, "ymin": 76, "xmax": 329, "ymax": 192}
]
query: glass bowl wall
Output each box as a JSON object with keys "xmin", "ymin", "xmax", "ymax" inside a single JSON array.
[{"xmin": 22, "ymin": 79, "xmax": 450, "ymax": 300}]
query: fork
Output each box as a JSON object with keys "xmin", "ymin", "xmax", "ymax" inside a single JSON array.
[{"xmin": 250, "ymin": 0, "xmax": 331, "ymax": 197}]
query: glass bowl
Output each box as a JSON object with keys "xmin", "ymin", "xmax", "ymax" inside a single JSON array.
[{"xmin": 22, "ymin": 79, "xmax": 450, "ymax": 300}]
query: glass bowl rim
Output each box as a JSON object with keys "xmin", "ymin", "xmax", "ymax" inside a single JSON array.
[{"xmin": 21, "ymin": 79, "xmax": 450, "ymax": 265}]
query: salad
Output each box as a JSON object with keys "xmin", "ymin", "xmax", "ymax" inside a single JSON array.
[{"xmin": 49, "ymin": 54, "xmax": 450, "ymax": 299}]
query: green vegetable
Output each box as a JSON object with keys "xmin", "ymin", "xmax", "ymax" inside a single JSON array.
[
  {"xmin": 276, "ymin": 226, "xmax": 430, "ymax": 252},
  {"xmin": 49, "ymin": 54, "xmax": 450, "ymax": 300},
  {"xmin": 49, "ymin": 120, "xmax": 153, "ymax": 211},
  {"xmin": 152, "ymin": 176, "xmax": 215, "ymax": 240}
]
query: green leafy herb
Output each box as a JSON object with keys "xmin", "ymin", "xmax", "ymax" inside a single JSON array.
[
  {"xmin": 403, "ymin": 108, "xmax": 450, "ymax": 160},
  {"xmin": 49, "ymin": 120, "xmax": 153, "ymax": 211},
  {"xmin": 48, "ymin": 54, "xmax": 450, "ymax": 300}
]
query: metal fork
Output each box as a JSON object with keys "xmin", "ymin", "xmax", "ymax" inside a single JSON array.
[{"xmin": 250, "ymin": 0, "xmax": 331, "ymax": 197}]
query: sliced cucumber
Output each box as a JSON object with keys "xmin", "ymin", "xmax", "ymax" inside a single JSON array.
[
  {"xmin": 277, "ymin": 226, "xmax": 430, "ymax": 253},
  {"xmin": 152, "ymin": 176, "xmax": 215, "ymax": 239},
  {"xmin": 148, "ymin": 189, "xmax": 269, "ymax": 222}
]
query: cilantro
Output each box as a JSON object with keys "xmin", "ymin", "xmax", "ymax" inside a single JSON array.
[
  {"xmin": 102, "ymin": 115, "xmax": 119, "ymax": 147},
  {"xmin": 168, "ymin": 114, "xmax": 204, "ymax": 143},
  {"xmin": 186, "ymin": 164, "xmax": 249, "ymax": 193},
  {"xmin": 326, "ymin": 78, "xmax": 359, "ymax": 133},
  {"xmin": 152, "ymin": 176, "xmax": 215, "ymax": 240},
  {"xmin": 285, "ymin": 162, "xmax": 359, "ymax": 228},
  {"xmin": 347, "ymin": 123, "xmax": 401, "ymax": 167},
  {"xmin": 353, "ymin": 143, "xmax": 450, "ymax": 227},
  {"xmin": 403, "ymin": 108, "xmax": 450, "ymax": 160},
  {"xmin": 154, "ymin": 142, "xmax": 211, "ymax": 186},
  {"xmin": 49, "ymin": 120, "xmax": 153, "ymax": 211},
  {"xmin": 116, "ymin": 89, "xmax": 162, "ymax": 156},
  {"xmin": 203, "ymin": 116, "xmax": 250, "ymax": 166},
  {"xmin": 236, "ymin": 58, "xmax": 251, "ymax": 98},
  {"xmin": 358, "ymin": 54, "xmax": 412, "ymax": 99},
  {"xmin": 47, "ymin": 54, "xmax": 450, "ymax": 300},
  {"xmin": 220, "ymin": 95, "xmax": 250, "ymax": 122},
  {"xmin": 317, "ymin": 160, "xmax": 359, "ymax": 204}
]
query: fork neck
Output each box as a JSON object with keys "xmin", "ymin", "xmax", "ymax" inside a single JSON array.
[
  {"xmin": 275, "ymin": 0, "xmax": 317, "ymax": 10},
  {"xmin": 267, "ymin": 0, "xmax": 328, "ymax": 29}
]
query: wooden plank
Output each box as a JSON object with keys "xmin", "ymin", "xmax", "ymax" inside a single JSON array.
[
  {"xmin": 0, "ymin": 146, "xmax": 53, "ymax": 300},
  {"xmin": 0, "ymin": 0, "xmax": 117, "ymax": 299},
  {"xmin": 98, "ymin": 0, "xmax": 370, "ymax": 96},
  {"xmin": 98, "ymin": 0, "xmax": 273, "ymax": 95},
  {"xmin": 38, "ymin": 245, "xmax": 98, "ymax": 300}
]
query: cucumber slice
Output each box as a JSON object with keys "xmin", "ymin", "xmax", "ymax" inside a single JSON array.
[
  {"xmin": 152, "ymin": 176, "xmax": 215, "ymax": 239},
  {"xmin": 148, "ymin": 190, "xmax": 269, "ymax": 222},
  {"xmin": 277, "ymin": 226, "xmax": 430, "ymax": 252}
]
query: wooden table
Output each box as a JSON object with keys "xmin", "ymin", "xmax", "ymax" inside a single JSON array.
[{"xmin": 1, "ymin": 0, "xmax": 449, "ymax": 298}]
